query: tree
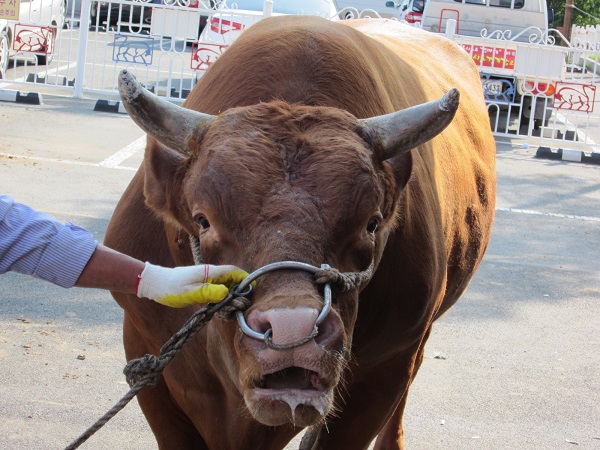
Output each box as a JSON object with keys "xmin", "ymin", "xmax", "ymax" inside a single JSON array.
[{"xmin": 547, "ymin": 0, "xmax": 600, "ymax": 30}]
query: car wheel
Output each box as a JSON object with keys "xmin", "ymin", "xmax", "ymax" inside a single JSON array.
[
  {"xmin": 0, "ymin": 31, "xmax": 8, "ymax": 79},
  {"xmin": 36, "ymin": 54, "xmax": 50, "ymax": 65},
  {"xmin": 35, "ymin": 47, "xmax": 52, "ymax": 65}
]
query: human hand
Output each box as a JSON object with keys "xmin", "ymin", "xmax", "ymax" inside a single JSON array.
[{"xmin": 136, "ymin": 262, "xmax": 249, "ymax": 308}]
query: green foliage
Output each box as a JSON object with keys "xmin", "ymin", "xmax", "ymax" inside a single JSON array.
[{"xmin": 547, "ymin": 0, "xmax": 600, "ymax": 29}]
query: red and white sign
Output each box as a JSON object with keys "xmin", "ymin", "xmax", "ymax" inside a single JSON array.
[
  {"xmin": 553, "ymin": 82, "xmax": 596, "ymax": 113},
  {"xmin": 191, "ymin": 42, "xmax": 228, "ymax": 71},
  {"xmin": 13, "ymin": 25, "xmax": 54, "ymax": 54},
  {"xmin": 460, "ymin": 44, "xmax": 516, "ymax": 70}
]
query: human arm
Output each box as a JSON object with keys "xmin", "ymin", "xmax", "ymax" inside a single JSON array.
[
  {"xmin": 77, "ymin": 244, "xmax": 250, "ymax": 307},
  {"xmin": 0, "ymin": 195, "xmax": 97, "ymax": 287},
  {"xmin": 74, "ymin": 243, "xmax": 143, "ymax": 293},
  {"xmin": 1, "ymin": 195, "xmax": 248, "ymax": 306}
]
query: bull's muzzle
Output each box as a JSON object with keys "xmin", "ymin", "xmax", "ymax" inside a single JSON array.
[{"xmin": 234, "ymin": 261, "xmax": 332, "ymax": 350}]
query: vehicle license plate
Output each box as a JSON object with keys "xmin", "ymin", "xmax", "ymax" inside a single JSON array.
[{"xmin": 482, "ymin": 79, "xmax": 504, "ymax": 97}]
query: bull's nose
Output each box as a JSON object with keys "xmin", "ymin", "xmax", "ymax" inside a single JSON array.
[
  {"xmin": 245, "ymin": 307, "xmax": 343, "ymax": 350},
  {"xmin": 247, "ymin": 307, "xmax": 318, "ymax": 346}
]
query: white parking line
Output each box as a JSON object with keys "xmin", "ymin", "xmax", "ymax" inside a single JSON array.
[
  {"xmin": 0, "ymin": 135, "xmax": 146, "ymax": 171},
  {"xmin": 99, "ymin": 135, "xmax": 146, "ymax": 168},
  {"xmin": 3, "ymin": 142, "xmax": 599, "ymax": 223},
  {"xmin": 0, "ymin": 62, "xmax": 79, "ymax": 88},
  {"xmin": 3, "ymin": 149, "xmax": 599, "ymax": 222},
  {"xmin": 496, "ymin": 207, "xmax": 600, "ymax": 222},
  {"xmin": 0, "ymin": 151, "xmax": 137, "ymax": 171}
]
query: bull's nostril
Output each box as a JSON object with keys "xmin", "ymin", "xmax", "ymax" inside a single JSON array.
[
  {"xmin": 245, "ymin": 309, "xmax": 272, "ymax": 334},
  {"xmin": 314, "ymin": 310, "xmax": 344, "ymax": 351},
  {"xmin": 244, "ymin": 306, "xmax": 343, "ymax": 351}
]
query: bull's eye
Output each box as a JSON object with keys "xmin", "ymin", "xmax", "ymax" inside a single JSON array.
[
  {"xmin": 366, "ymin": 219, "xmax": 379, "ymax": 234},
  {"xmin": 195, "ymin": 215, "xmax": 210, "ymax": 229}
]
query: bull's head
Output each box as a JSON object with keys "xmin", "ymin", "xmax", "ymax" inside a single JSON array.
[{"xmin": 118, "ymin": 70, "xmax": 458, "ymax": 428}]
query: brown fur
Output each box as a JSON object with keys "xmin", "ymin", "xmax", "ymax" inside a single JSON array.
[{"xmin": 105, "ymin": 16, "xmax": 496, "ymax": 450}]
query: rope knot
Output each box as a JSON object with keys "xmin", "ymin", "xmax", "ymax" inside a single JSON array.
[
  {"xmin": 216, "ymin": 295, "xmax": 251, "ymax": 320},
  {"xmin": 315, "ymin": 267, "xmax": 354, "ymax": 292},
  {"xmin": 315, "ymin": 264, "xmax": 373, "ymax": 292},
  {"xmin": 124, "ymin": 354, "xmax": 164, "ymax": 388}
]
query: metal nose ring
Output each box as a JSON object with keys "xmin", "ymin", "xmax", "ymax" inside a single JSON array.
[{"xmin": 234, "ymin": 262, "xmax": 332, "ymax": 344}]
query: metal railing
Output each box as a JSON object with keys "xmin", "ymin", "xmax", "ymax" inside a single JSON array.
[
  {"xmin": 444, "ymin": 19, "xmax": 599, "ymax": 154},
  {"xmin": 1, "ymin": 3, "xmax": 598, "ymax": 154}
]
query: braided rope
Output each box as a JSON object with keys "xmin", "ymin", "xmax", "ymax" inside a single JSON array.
[
  {"xmin": 64, "ymin": 292, "xmax": 249, "ymax": 450},
  {"xmin": 64, "ymin": 243, "xmax": 372, "ymax": 449},
  {"xmin": 314, "ymin": 260, "xmax": 374, "ymax": 292}
]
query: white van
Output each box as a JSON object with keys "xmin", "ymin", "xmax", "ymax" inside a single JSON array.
[
  {"xmin": 420, "ymin": 0, "xmax": 550, "ymax": 41},
  {"xmin": 419, "ymin": 0, "xmax": 557, "ymax": 132}
]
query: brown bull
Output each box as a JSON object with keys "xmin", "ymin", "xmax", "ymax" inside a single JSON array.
[{"xmin": 104, "ymin": 16, "xmax": 496, "ymax": 450}]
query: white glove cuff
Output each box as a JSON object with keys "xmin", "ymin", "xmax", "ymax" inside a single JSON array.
[{"xmin": 136, "ymin": 261, "xmax": 167, "ymax": 300}]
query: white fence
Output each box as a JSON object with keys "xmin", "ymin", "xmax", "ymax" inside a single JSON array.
[
  {"xmin": 571, "ymin": 24, "xmax": 600, "ymax": 50},
  {"xmin": 442, "ymin": 21, "xmax": 599, "ymax": 154},
  {"xmin": 0, "ymin": 1, "xmax": 598, "ymax": 155},
  {"xmin": 0, "ymin": 0, "xmax": 286, "ymax": 101}
]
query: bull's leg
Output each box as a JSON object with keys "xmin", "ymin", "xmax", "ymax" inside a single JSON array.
[
  {"xmin": 372, "ymin": 394, "xmax": 409, "ymax": 450},
  {"xmin": 303, "ymin": 353, "xmax": 416, "ymax": 449},
  {"xmin": 373, "ymin": 328, "xmax": 431, "ymax": 450},
  {"xmin": 305, "ymin": 330, "xmax": 431, "ymax": 450},
  {"xmin": 136, "ymin": 376, "xmax": 207, "ymax": 449},
  {"xmin": 123, "ymin": 316, "xmax": 207, "ymax": 449}
]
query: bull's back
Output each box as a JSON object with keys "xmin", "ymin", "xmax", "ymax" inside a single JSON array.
[
  {"xmin": 189, "ymin": 16, "xmax": 495, "ymax": 310},
  {"xmin": 114, "ymin": 16, "xmax": 494, "ymax": 314},
  {"xmin": 346, "ymin": 19, "xmax": 496, "ymax": 311},
  {"xmin": 192, "ymin": 16, "xmax": 495, "ymax": 313},
  {"xmin": 186, "ymin": 17, "xmax": 431, "ymax": 118}
]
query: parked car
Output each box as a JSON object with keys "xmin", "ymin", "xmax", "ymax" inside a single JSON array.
[
  {"xmin": 198, "ymin": 0, "xmax": 338, "ymax": 45},
  {"xmin": 0, "ymin": 0, "xmax": 66, "ymax": 76},
  {"xmin": 149, "ymin": 0, "xmax": 216, "ymax": 41},
  {"xmin": 89, "ymin": 0, "xmax": 155, "ymax": 33},
  {"xmin": 386, "ymin": 0, "xmax": 425, "ymax": 23},
  {"xmin": 420, "ymin": 0, "xmax": 551, "ymax": 38},
  {"xmin": 420, "ymin": 0, "xmax": 556, "ymax": 131},
  {"xmin": 0, "ymin": 28, "xmax": 8, "ymax": 78},
  {"xmin": 336, "ymin": 0, "xmax": 395, "ymax": 19}
]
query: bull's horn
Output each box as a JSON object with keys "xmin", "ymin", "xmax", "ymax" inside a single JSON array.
[
  {"xmin": 360, "ymin": 88, "xmax": 460, "ymax": 162},
  {"xmin": 117, "ymin": 70, "xmax": 215, "ymax": 156}
]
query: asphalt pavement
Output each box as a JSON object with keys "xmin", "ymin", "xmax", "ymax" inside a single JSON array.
[{"xmin": 0, "ymin": 95, "xmax": 598, "ymax": 450}]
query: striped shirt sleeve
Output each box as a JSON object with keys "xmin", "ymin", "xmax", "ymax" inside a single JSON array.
[{"xmin": 0, "ymin": 195, "xmax": 98, "ymax": 288}]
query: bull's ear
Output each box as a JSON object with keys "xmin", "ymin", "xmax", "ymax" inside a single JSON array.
[
  {"xmin": 360, "ymin": 89, "xmax": 459, "ymax": 162},
  {"xmin": 143, "ymin": 138, "xmax": 188, "ymax": 224},
  {"xmin": 118, "ymin": 69, "xmax": 215, "ymax": 156}
]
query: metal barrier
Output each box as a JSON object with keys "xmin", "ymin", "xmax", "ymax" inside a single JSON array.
[
  {"xmin": 0, "ymin": 0, "xmax": 279, "ymax": 101},
  {"xmin": 1, "ymin": 3, "xmax": 598, "ymax": 155},
  {"xmin": 444, "ymin": 20, "xmax": 599, "ymax": 155}
]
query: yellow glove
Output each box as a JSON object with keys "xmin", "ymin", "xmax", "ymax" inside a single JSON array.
[{"xmin": 136, "ymin": 262, "xmax": 249, "ymax": 308}]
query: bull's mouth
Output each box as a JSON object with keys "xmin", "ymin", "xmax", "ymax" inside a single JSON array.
[
  {"xmin": 258, "ymin": 366, "xmax": 325, "ymax": 390},
  {"xmin": 245, "ymin": 367, "xmax": 334, "ymax": 427}
]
